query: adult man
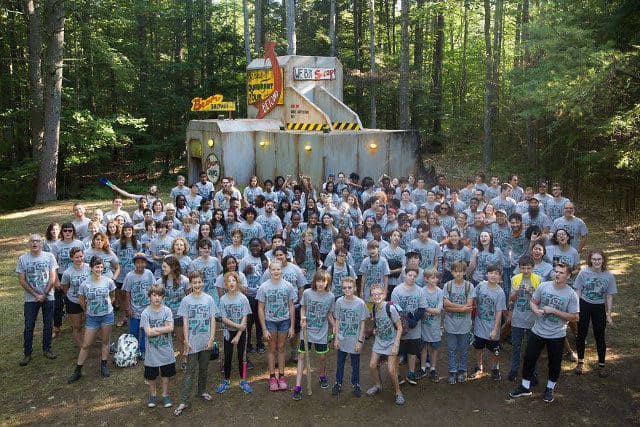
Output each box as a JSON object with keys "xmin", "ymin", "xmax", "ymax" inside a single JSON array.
[
  {"xmin": 516, "ymin": 187, "xmax": 546, "ymax": 215},
  {"xmin": 103, "ymin": 195, "xmax": 132, "ymax": 225},
  {"xmin": 534, "ymin": 182, "xmax": 553, "ymax": 212},
  {"xmin": 196, "ymin": 171, "xmax": 214, "ymax": 201},
  {"xmin": 16, "ymin": 234, "xmax": 59, "ymax": 366},
  {"xmin": 546, "ymin": 183, "xmax": 570, "ymax": 221},
  {"xmin": 508, "ymin": 174, "xmax": 524, "ymax": 202},
  {"xmin": 490, "ymin": 183, "xmax": 517, "ymax": 217},
  {"xmin": 213, "ymin": 176, "xmax": 242, "ymax": 210},
  {"xmin": 551, "ymin": 202, "xmax": 588, "ymax": 253},
  {"xmin": 71, "ymin": 203, "xmax": 91, "ymax": 240},
  {"xmin": 256, "ymin": 200, "xmax": 283, "ymax": 248},
  {"xmin": 169, "ymin": 175, "xmax": 190, "ymax": 200},
  {"xmin": 431, "ymin": 174, "xmax": 451, "ymax": 200},
  {"xmin": 509, "ymin": 262, "xmax": 579, "ymax": 403},
  {"xmin": 522, "ymin": 196, "xmax": 552, "ymax": 239}
]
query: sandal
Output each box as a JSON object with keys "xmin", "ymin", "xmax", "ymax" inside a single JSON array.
[
  {"xmin": 173, "ymin": 403, "xmax": 188, "ymax": 416},
  {"xmin": 200, "ymin": 392, "xmax": 212, "ymax": 401},
  {"xmin": 574, "ymin": 363, "xmax": 584, "ymax": 375}
]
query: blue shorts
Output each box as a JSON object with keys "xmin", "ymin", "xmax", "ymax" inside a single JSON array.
[
  {"xmin": 86, "ymin": 311, "xmax": 114, "ymax": 329},
  {"xmin": 472, "ymin": 336, "xmax": 500, "ymax": 352},
  {"xmin": 422, "ymin": 340, "xmax": 442, "ymax": 349},
  {"xmin": 298, "ymin": 340, "xmax": 329, "ymax": 354},
  {"xmin": 265, "ymin": 319, "xmax": 291, "ymax": 333}
]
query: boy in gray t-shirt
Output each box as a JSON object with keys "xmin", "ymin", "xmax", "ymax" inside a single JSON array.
[
  {"xmin": 141, "ymin": 285, "xmax": 176, "ymax": 408},
  {"xmin": 367, "ymin": 284, "xmax": 405, "ymax": 405},
  {"xmin": 122, "ymin": 254, "xmax": 155, "ymax": 356},
  {"xmin": 419, "ymin": 269, "xmax": 444, "ymax": 382},
  {"xmin": 470, "ymin": 264, "xmax": 506, "ymax": 381}
]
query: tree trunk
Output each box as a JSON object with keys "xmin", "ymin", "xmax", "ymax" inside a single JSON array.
[
  {"xmin": 398, "ymin": 0, "xmax": 409, "ymax": 129},
  {"xmin": 37, "ymin": 0, "xmax": 64, "ymax": 203},
  {"xmin": 286, "ymin": 0, "xmax": 296, "ymax": 55},
  {"xmin": 413, "ymin": 0, "xmax": 425, "ymax": 72},
  {"xmin": 24, "ymin": 0, "xmax": 44, "ymax": 162},
  {"xmin": 369, "ymin": 0, "xmax": 376, "ymax": 128},
  {"xmin": 255, "ymin": 0, "xmax": 262, "ymax": 53},
  {"xmin": 514, "ymin": 0, "xmax": 522, "ymax": 68},
  {"xmin": 354, "ymin": 0, "xmax": 364, "ymax": 117},
  {"xmin": 459, "ymin": 0, "xmax": 469, "ymax": 117},
  {"xmin": 491, "ymin": 0, "xmax": 503, "ymax": 120},
  {"xmin": 482, "ymin": 0, "xmax": 493, "ymax": 172},
  {"xmin": 329, "ymin": 0, "xmax": 336, "ymax": 56},
  {"xmin": 431, "ymin": 4, "xmax": 444, "ymax": 148}
]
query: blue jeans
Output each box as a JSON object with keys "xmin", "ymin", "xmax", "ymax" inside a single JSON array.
[
  {"xmin": 502, "ymin": 266, "xmax": 512, "ymax": 304},
  {"xmin": 23, "ymin": 301, "xmax": 54, "ymax": 355},
  {"xmin": 335, "ymin": 350, "xmax": 361, "ymax": 386},
  {"xmin": 446, "ymin": 332, "xmax": 469, "ymax": 373},
  {"xmin": 510, "ymin": 326, "xmax": 537, "ymax": 377},
  {"xmin": 130, "ymin": 317, "xmax": 146, "ymax": 353}
]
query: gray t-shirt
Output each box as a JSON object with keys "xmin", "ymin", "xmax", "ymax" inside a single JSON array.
[
  {"xmin": 381, "ymin": 246, "xmax": 406, "ymax": 287},
  {"xmin": 442, "ymin": 246, "xmax": 471, "ymax": 272},
  {"xmin": 122, "ymin": 269, "xmax": 155, "ymax": 319},
  {"xmin": 301, "ymin": 289, "xmax": 335, "ymax": 344},
  {"xmin": 15, "ymin": 251, "xmax": 58, "ymax": 302},
  {"xmin": 112, "ymin": 240, "xmax": 141, "ymax": 283},
  {"xmin": 219, "ymin": 292, "xmax": 252, "ymax": 338},
  {"xmin": 177, "ymin": 292, "xmax": 218, "ymax": 354},
  {"xmin": 256, "ymin": 279, "xmax": 297, "ymax": 322},
  {"xmin": 408, "ymin": 238, "xmax": 442, "ymax": 269},
  {"xmin": 473, "ymin": 282, "xmax": 506, "ymax": 340},
  {"xmin": 189, "ymin": 256, "xmax": 223, "ymax": 300},
  {"xmin": 443, "ymin": 280, "xmax": 476, "ymax": 334},
  {"xmin": 79, "ymin": 276, "xmax": 116, "ymax": 317},
  {"xmin": 359, "ymin": 257, "xmax": 390, "ymax": 303},
  {"xmin": 573, "ymin": 268, "xmax": 617, "ymax": 305},
  {"xmin": 84, "ymin": 248, "xmax": 119, "ymax": 279},
  {"xmin": 72, "ymin": 218, "xmax": 91, "ymax": 240},
  {"xmin": 61, "ymin": 263, "xmax": 91, "ymax": 304},
  {"xmin": 334, "ymin": 296, "xmax": 369, "ymax": 354},
  {"xmin": 372, "ymin": 303, "xmax": 401, "ymax": 355},
  {"xmin": 471, "ymin": 248, "xmax": 504, "ymax": 283},
  {"xmin": 421, "ymin": 286, "xmax": 444, "ymax": 342},
  {"xmin": 531, "ymin": 281, "xmax": 580, "ymax": 339},
  {"xmin": 239, "ymin": 254, "xmax": 266, "ymax": 297},
  {"xmin": 141, "ymin": 305, "xmax": 176, "ymax": 367},
  {"xmin": 551, "ymin": 217, "xmax": 588, "ymax": 251},
  {"xmin": 328, "ymin": 263, "xmax": 357, "ymax": 298},
  {"xmin": 158, "ymin": 275, "xmax": 190, "ymax": 318},
  {"xmin": 510, "ymin": 276, "xmax": 538, "ymax": 329},
  {"xmin": 391, "ymin": 284, "xmax": 427, "ymax": 340},
  {"xmin": 53, "ymin": 239, "xmax": 85, "ymax": 273}
]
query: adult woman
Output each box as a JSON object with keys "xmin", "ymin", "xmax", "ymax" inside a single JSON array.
[
  {"xmin": 427, "ymin": 212, "xmax": 447, "ymax": 245},
  {"xmin": 468, "ymin": 231, "xmax": 503, "ymax": 285},
  {"xmin": 43, "ymin": 222, "xmax": 61, "ymax": 253},
  {"xmin": 514, "ymin": 242, "xmax": 553, "ymax": 281},
  {"xmin": 211, "ymin": 208, "xmax": 227, "ymax": 246},
  {"xmin": 60, "ymin": 247, "xmax": 91, "ymax": 346},
  {"xmin": 243, "ymin": 175, "xmax": 263, "ymax": 207},
  {"xmin": 574, "ymin": 250, "xmax": 617, "ymax": 377},
  {"xmin": 215, "ymin": 255, "xmax": 249, "ymax": 299},
  {"xmin": 346, "ymin": 194, "xmax": 363, "ymax": 226},
  {"xmin": 67, "ymin": 256, "xmax": 116, "ymax": 383},
  {"xmin": 175, "ymin": 194, "xmax": 191, "ymax": 221},
  {"xmin": 53, "ymin": 223, "xmax": 85, "ymax": 338},
  {"xmin": 84, "ymin": 232, "xmax": 121, "ymax": 281},
  {"xmin": 151, "ymin": 199, "xmax": 166, "ymax": 222},
  {"xmin": 105, "ymin": 220, "xmax": 121, "ymax": 246},
  {"xmin": 442, "ymin": 229, "xmax": 472, "ymax": 283}
]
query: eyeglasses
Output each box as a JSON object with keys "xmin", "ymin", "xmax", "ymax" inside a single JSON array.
[
  {"xmin": 30, "ymin": 239, "xmax": 43, "ymax": 243},
  {"xmin": 62, "ymin": 229, "xmax": 74, "ymax": 233}
]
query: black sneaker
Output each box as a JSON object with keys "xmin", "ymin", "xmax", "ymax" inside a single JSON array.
[
  {"xmin": 247, "ymin": 360, "xmax": 255, "ymax": 370},
  {"xmin": 405, "ymin": 372, "xmax": 418, "ymax": 385},
  {"xmin": 319, "ymin": 376, "xmax": 329, "ymax": 389},
  {"xmin": 19, "ymin": 355, "xmax": 31, "ymax": 367},
  {"xmin": 352, "ymin": 384, "xmax": 362, "ymax": 398},
  {"xmin": 101, "ymin": 363, "xmax": 111, "ymax": 377},
  {"xmin": 430, "ymin": 369, "xmax": 440, "ymax": 383},
  {"xmin": 509, "ymin": 384, "xmax": 532, "ymax": 398},
  {"xmin": 257, "ymin": 344, "xmax": 267, "ymax": 354},
  {"xmin": 68, "ymin": 371, "xmax": 82, "ymax": 384},
  {"xmin": 543, "ymin": 387, "xmax": 554, "ymax": 403},
  {"xmin": 292, "ymin": 387, "xmax": 302, "ymax": 401},
  {"xmin": 247, "ymin": 345, "xmax": 256, "ymax": 354},
  {"xmin": 332, "ymin": 383, "xmax": 341, "ymax": 396},
  {"xmin": 491, "ymin": 368, "xmax": 502, "ymax": 381},
  {"xmin": 415, "ymin": 368, "xmax": 427, "ymax": 380}
]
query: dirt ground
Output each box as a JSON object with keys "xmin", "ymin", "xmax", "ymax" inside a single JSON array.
[{"xmin": 1, "ymin": 202, "xmax": 639, "ymax": 426}]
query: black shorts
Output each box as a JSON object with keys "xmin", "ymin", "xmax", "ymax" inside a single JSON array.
[
  {"xmin": 472, "ymin": 336, "xmax": 500, "ymax": 352},
  {"xmin": 65, "ymin": 299, "xmax": 83, "ymax": 315},
  {"xmin": 399, "ymin": 338, "xmax": 421, "ymax": 356},
  {"xmin": 144, "ymin": 363, "xmax": 176, "ymax": 380},
  {"xmin": 298, "ymin": 340, "xmax": 329, "ymax": 354},
  {"xmin": 173, "ymin": 317, "xmax": 183, "ymax": 327},
  {"xmin": 294, "ymin": 306, "xmax": 302, "ymax": 334}
]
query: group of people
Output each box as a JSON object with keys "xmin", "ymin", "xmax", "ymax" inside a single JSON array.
[{"xmin": 16, "ymin": 169, "xmax": 617, "ymax": 413}]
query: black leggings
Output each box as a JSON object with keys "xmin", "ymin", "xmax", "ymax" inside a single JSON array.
[
  {"xmin": 576, "ymin": 299, "xmax": 607, "ymax": 364},
  {"xmin": 247, "ymin": 296, "xmax": 263, "ymax": 347},
  {"xmin": 522, "ymin": 332, "xmax": 564, "ymax": 383},
  {"xmin": 223, "ymin": 331, "xmax": 246, "ymax": 380}
]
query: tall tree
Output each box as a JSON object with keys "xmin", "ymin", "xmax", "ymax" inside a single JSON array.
[
  {"xmin": 24, "ymin": 0, "xmax": 44, "ymax": 161},
  {"xmin": 254, "ymin": 0, "xmax": 262, "ymax": 53},
  {"xmin": 398, "ymin": 0, "xmax": 410, "ymax": 129},
  {"xmin": 459, "ymin": 0, "xmax": 470, "ymax": 117},
  {"xmin": 37, "ymin": 0, "xmax": 64, "ymax": 202},
  {"xmin": 430, "ymin": 2, "xmax": 444, "ymax": 148},
  {"xmin": 243, "ymin": 0, "xmax": 251, "ymax": 63},
  {"xmin": 369, "ymin": 0, "xmax": 376, "ymax": 128},
  {"xmin": 482, "ymin": 0, "xmax": 493, "ymax": 172},
  {"xmin": 329, "ymin": 0, "xmax": 337, "ymax": 56},
  {"xmin": 286, "ymin": 0, "xmax": 296, "ymax": 54}
]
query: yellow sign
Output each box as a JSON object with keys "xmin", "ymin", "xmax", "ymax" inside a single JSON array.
[
  {"xmin": 191, "ymin": 94, "xmax": 236, "ymax": 112},
  {"xmin": 247, "ymin": 68, "xmax": 284, "ymax": 105}
]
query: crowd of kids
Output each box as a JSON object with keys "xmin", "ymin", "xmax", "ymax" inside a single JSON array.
[{"xmin": 17, "ymin": 170, "xmax": 616, "ymax": 412}]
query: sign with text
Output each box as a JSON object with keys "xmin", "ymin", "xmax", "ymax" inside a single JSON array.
[
  {"xmin": 191, "ymin": 94, "xmax": 235, "ymax": 112},
  {"xmin": 247, "ymin": 68, "xmax": 285, "ymax": 105},
  {"xmin": 293, "ymin": 67, "xmax": 336, "ymax": 81}
]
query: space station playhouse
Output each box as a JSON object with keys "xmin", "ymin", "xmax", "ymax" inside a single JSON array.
[{"xmin": 185, "ymin": 42, "xmax": 419, "ymax": 186}]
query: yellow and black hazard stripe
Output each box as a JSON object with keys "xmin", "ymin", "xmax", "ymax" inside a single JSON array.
[
  {"xmin": 286, "ymin": 123, "xmax": 325, "ymax": 131},
  {"xmin": 332, "ymin": 122, "xmax": 361, "ymax": 130}
]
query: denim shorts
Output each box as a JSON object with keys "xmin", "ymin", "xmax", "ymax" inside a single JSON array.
[
  {"xmin": 86, "ymin": 311, "xmax": 114, "ymax": 329},
  {"xmin": 265, "ymin": 319, "xmax": 291, "ymax": 333}
]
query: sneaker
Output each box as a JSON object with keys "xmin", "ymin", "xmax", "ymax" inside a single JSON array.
[
  {"xmin": 398, "ymin": 376, "xmax": 406, "ymax": 385},
  {"xmin": 543, "ymin": 387, "xmax": 554, "ymax": 403},
  {"xmin": 239, "ymin": 380, "xmax": 252, "ymax": 394},
  {"xmin": 147, "ymin": 395, "xmax": 157, "ymax": 408},
  {"xmin": 509, "ymin": 384, "xmax": 532, "ymax": 398},
  {"xmin": 216, "ymin": 380, "xmax": 230, "ymax": 394},
  {"xmin": 100, "ymin": 363, "xmax": 111, "ymax": 378},
  {"xmin": 162, "ymin": 396, "xmax": 173, "ymax": 408},
  {"xmin": 430, "ymin": 369, "xmax": 440, "ymax": 383},
  {"xmin": 332, "ymin": 382, "xmax": 342, "ymax": 396},
  {"xmin": 469, "ymin": 366, "xmax": 483, "ymax": 379},
  {"xmin": 319, "ymin": 376, "xmax": 329, "ymax": 389},
  {"xmin": 395, "ymin": 393, "xmax": 406, "ymax": 405},
  {"xmin": 247, "ymin": 360, "xmax": 255, "ymax": 371},
  {"xmin": 456, "ymin": 370, "xmax": 467, "ymax": 383},
  {"xmin": 247, "ymin": 345, "xmax": 256, "ymax": 354},
  {"xmin": 257, "ymin": 344, "xmax": 267, "ymax": 354},
  {"xmin": 67, "ymin": 371, "xmax": 82, "ymax": 384},
  {"xmin": 109, "ymin": 343, "xmax": 117, "ymax": 354},
  {"xmin": 508, "ymin": 371, "xmax": 517, "ymax": 382},
  {"xmin": 19, "ymin": 355, "xmax": 31, "ymax": 367},
  {"xmin": 366, "ymin": 385, "xmax": 382, "ymax": 396},
  {"xmin": 278, "ymin": 376, "xmax": 288, "ymax": 390},
  {"xmin": 352, "ymin": 384, "xmax": 362, "ymax": 398},
  {"xmin": 43, "ymin": 350, "xmax": 57, "ymax": 360},
  {"xmin": 415, "ymin": 368, "xmax": 427, "ymax": 380},
  {"xmin": 405, "ymin": 372, "xmax": 417, "ymax": 385},
  {"xmin": 574, "ymin": 362, "xmax": 584, "ymax": 375},
  {"xmin": 292, "ymin": 386, "xmax": 302, "ymax": 401},
  {"xmin": 491, "ymin": 368, "xmax": 501, "ymax": 381},
  {"xmin": 447, "ymin": 372, "xmax": 457, "ymax": 385},
  {"xmin": 269, "ymin": 377, "xmax": 279, "ymax": 392}
]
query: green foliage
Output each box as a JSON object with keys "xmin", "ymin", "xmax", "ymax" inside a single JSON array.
[{"xmin": 0, "ymin": 160, "xmax": 39, "ymax": 212}]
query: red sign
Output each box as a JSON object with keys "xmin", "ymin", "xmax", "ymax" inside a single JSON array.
[{"xmin": 252, "ymin": 42, "xmax": 282, "ymax": 119}]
